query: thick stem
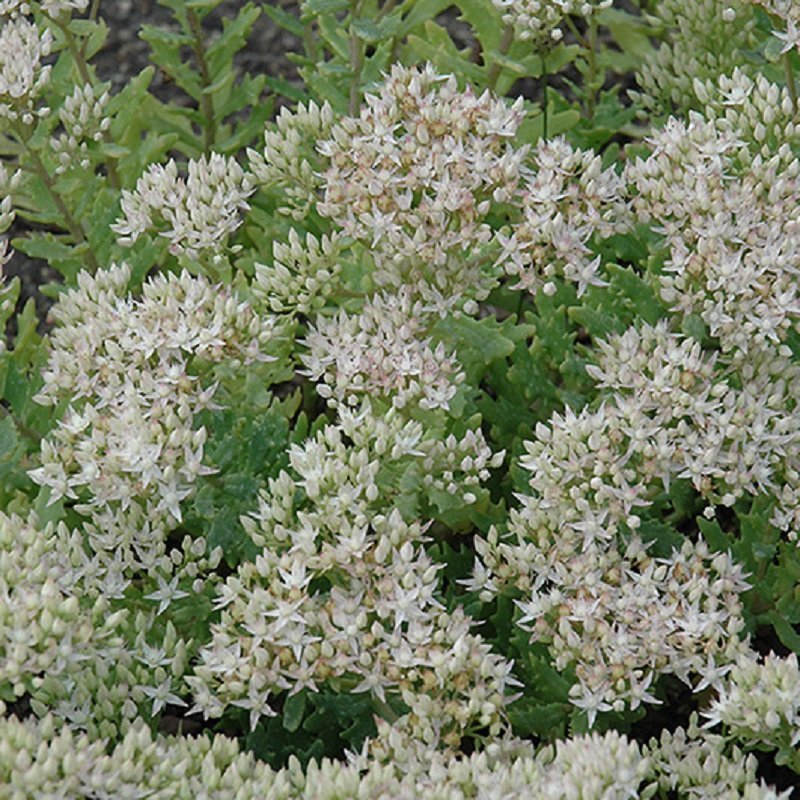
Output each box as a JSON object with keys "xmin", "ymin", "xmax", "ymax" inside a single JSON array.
[
  {"xmin": 541, "ymin": 50, "xmax": 549, "ymax": 139},
  {"xmin": 784, "ymin": 51, "xmax": 798, "ymax": 117},
  {"xmin": 586, "ymin": 17, "xmax": 598, "ymax": 121},
  {"xmin": 348, "ymin": 1, "xmax": 366, "ymax": 116},
  {"xmin": 187, "ymin": 8, "xmax": 217, "ymax": 152},
  {"xmin": 486, "ymin": 25, "xmax": 515, "ymax": 92},
  {"xmin": 16, "ymin": 123, "xmax": 100, "ymax": 272}
]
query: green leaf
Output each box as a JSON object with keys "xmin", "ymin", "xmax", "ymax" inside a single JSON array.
[
  {"xmin": 636, "ymin": 519, "xmax": 684, "ymax": 558},
  {"xmin": 568, "ymin": 305, "xmax": 625, "ymax": 341},
  {"xmin": 352, "ymin": 17, "xmax": 385, "ymax": 43},
  {"xmin": 681, "ymin": 313, "xmax": 708, "ymax": 343},
  {"xmin": 303, "ymin": 0, "xmax": 349, "ymax": 15},
  {"xmin": 207, "ymin": 4, "xmax": 260, "ymax": 78},
  {"xmin": 261, "ymin": 4, "xmax": 305, "ymax": 38},
  {"xmin": 432, "ymin": 314, "xmax": 519, "ymax": 382},
  {"xmin": 597, "ymin": 7, "xmax": 654, "ymax": 60},
  {"xmin": 405, "ymin": 23, "xmax": 485, "ymax": 84},
  {"xmin": 399, "ymin": 0, "xmax": 452, "ymax": 35},
  {"xmin": 768, "ymin": 611, "xmax": 800, "ymax": 653},
  {"xmin": 517, "ymin": 107, "xmax": 581, "ymax": 144},
  {"xmin": 509, "ymin": 699, "xmax": 570, "ymax": 739},
  {"xmin": 606, "ymin": 263, "xmax": 666, "ymax": 324},
  {"xmin": 697, "ymin": 515, "xmax": 731, "ymax": 554},
  {"xmin": 0, "ymin": 415, "xmax": 18, "ymax": 460},
  {"xmin": 455, "ymin": 0, "xmax": 504, "ymax": 52},
  {"xmin": 282, "ymin": 691, "xmax": 307, "ymax": 733}
]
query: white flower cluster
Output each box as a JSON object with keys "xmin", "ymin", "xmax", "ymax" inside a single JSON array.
[
  {"xmin": 590, "ymin": 324, "xmax": 800, "ymax": 525},
  {"xmin": 28, "ymin": 264, "xmax": 277, "ymax": 582},
  {"xmin": 189, "ymin": 403, "xmax": 509, "ymax": 753},
  {"xmin": 248, "ymin": 99, "xmax": 334, "ymax": 220},
  {"xmin": 498, "ymin": 136, "xmax": 631, "ymax": 297},
  {"xmin": 751, "ymin": 0, "xmax": 800, "ymax": 53},
  {"xmin": 625, "ymin": 100, "xmax": 800, "ymax": 356},
  {"xmin": 4, "ymin": 714, "xmax": 791, "ymax": 798},
  {"xmin": 0, "ymin": 510, "xmax": 198, "ymax": 740},
  {"xmin": 647, "ymin": 717, "xmax": 791, "ymax": 798},
  {"xmin": 50, "ymin": 81, "xmax": 111, "ymax": 174},
  {"xmin": 471, "ymin": 321, "xmax": 771, "ymax": 720},
  {"xmin": 492, "ymin": 0, "xmax": 612, "ymax": 43},
  {"xmin": 302, "ymin": 289, "xmax": 465, "ymax": 411},
  {"xmin": 316, "ymin": 63, "xmax": 527, "ymax": 306},
  {"xmin": 0, "ymin": 13, "xmax": 52, "ymax": 123},
  {"xmin": 633, "ymin": 0, "xmax": 755, "ymax": 114},
  {"xmin": 252, "ymin": 228, "xmax": 342, "ymax": 315},
  {"xmin": 112, "ymin": 153, "xmax": 255, "ymax": 260},
  {"xmin": 704, "ymin": 651, "xmax": 800, "ymax": 759},
  {"xmin": 0, "ymin": 511, "xmax": 121, "ymax": 702},
  {"xmin": 693, "ymin": 69, "xmax": 799, "ymax": 160}
]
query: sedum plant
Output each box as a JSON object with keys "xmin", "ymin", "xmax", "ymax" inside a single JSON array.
[{"xmin": 1, "ymin": 0, "xmax": 800, "ymax": 796}]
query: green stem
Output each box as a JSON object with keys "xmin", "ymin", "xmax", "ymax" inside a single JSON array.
[
  {"xmin": 15, "ymin": 123, "xmax": 100, "ymax": 273},
  {"xmin": 303, "ymin": 22, "xmax": 320, "ymax": 63},
  {"xmin": 541, "ymin": 50, "xmax": 549, "ymax": 139},
  {"xmin": 88, "ymin": 0, "xmax": 101, "ymax": 21},
  {"xmin": 52, "ymin": 16, "xmax": 92, "ymax": 85},
  {"xmin": 187, "ymin": 8, "xmax": 217, "ymax": 152},
  {"xmin": 784, "ymin": 51, "xmax": 797, "ymax": 117},
  {"xmin": 487, "ymin": 25, "xmax": 515, "ymax": 92},
  {"xmin": 586, "ymin": 18, "xmax": 598, "ymax": 121},
  {"xmin": 52, "ymin": 14, "xmax": 121, "ymax": 188},
  {"xmin": 348, "ymin": 1, "xmax": 366, "ymax": 116}
]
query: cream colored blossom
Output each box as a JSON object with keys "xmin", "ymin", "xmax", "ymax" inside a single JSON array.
[
  {"xmin": 317, "ymin": 63, "xmax": 527, "ymax": 306},
  {"xmin": 29, "ymin": 264, "xmax": 277, "ymax": 579},
  {"xmin": 492, "ymin": 0, "xmax": 612, "ymax": 43},
  {"xmin": 112, "ymin": 153, "xmax": 255, "ymax": 259},
  {"xmin": 498, "ymin": 136, "xmax": 631, "ymax": 297},
  {"xmin": 0, "ymin": 14, "xmax": 52, "ymax": 122},
  {"xmin": 301, "ymin": 289, "xmax": 465, "ymax": 411}
]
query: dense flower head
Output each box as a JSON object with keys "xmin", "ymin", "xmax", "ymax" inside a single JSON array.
[
  {"xmin": 469, "ymin": 320, "xmax": 773, "ymax": 721},
  {"xmin": 0, "ymin": 511, "xmax": 199, "ymax": 740},
  {"xmin": 647, "ymin": 717, "xmax": 791, "ymax": 798},
  {"xmin": 588, "ymin": 323, "xmax": 800, "ymax": 528},
  {"xmin": 499, "ymin": 135, "xmax": 631, "ymax": 297},
  {"xmin": 492, "ymin": 0, "xmax": 613, "ymax": 43},
  {"xmin": 0, "ymin": 14, "xmax": 52, "ymax": 122},
  {"xmin": 704, "ymin": 651, "xmax": 800, "ymax": 756},
  {"xmin": 112, "ymin": 153, "xmax": 255, "ymax": 260},
  {"xmin": 317, "ymin": 63, "xmax": 527, "ymax": 306},
  {"xmin": 248, "ymin": 99, "xmax": 334, "ymax": 220},
  {"xmin": 189, "ymin": 403, "xmax": 511, "ymax": 750},
  {"xmin": 694, "ymin": 69, "xmax": 800, "ymax": 161},
  {"xmin": 515, "ymin": 534, "xmax": 750, "ymax": 724},
  {"xmin": 0, "ymin": 511, "xmax": 120, "ymax": 701},
  {"xmin": 3, "ymin": 712, "xmax": 793, "ymax": 797},
  {"xmin": 29, "ymin": 264, "xmax": 277, "ymax": 579},
  {"xmin": 252, "ymin": 228, "xmax": 342, "ymax": 315},
  {"xmin": 301, "ymin": 288, "xmax": 465, "ymax": 411},
  {"xmin": 633, "ymin": 0, "xmax": 755, "ymax": 115},
  {"xmin": 624, "ymin": 109, "xmax": 800, "ymax": 356},
  {"xmin": 50, "ymin": 81, "xmax": 111, "ymax": 174}
]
